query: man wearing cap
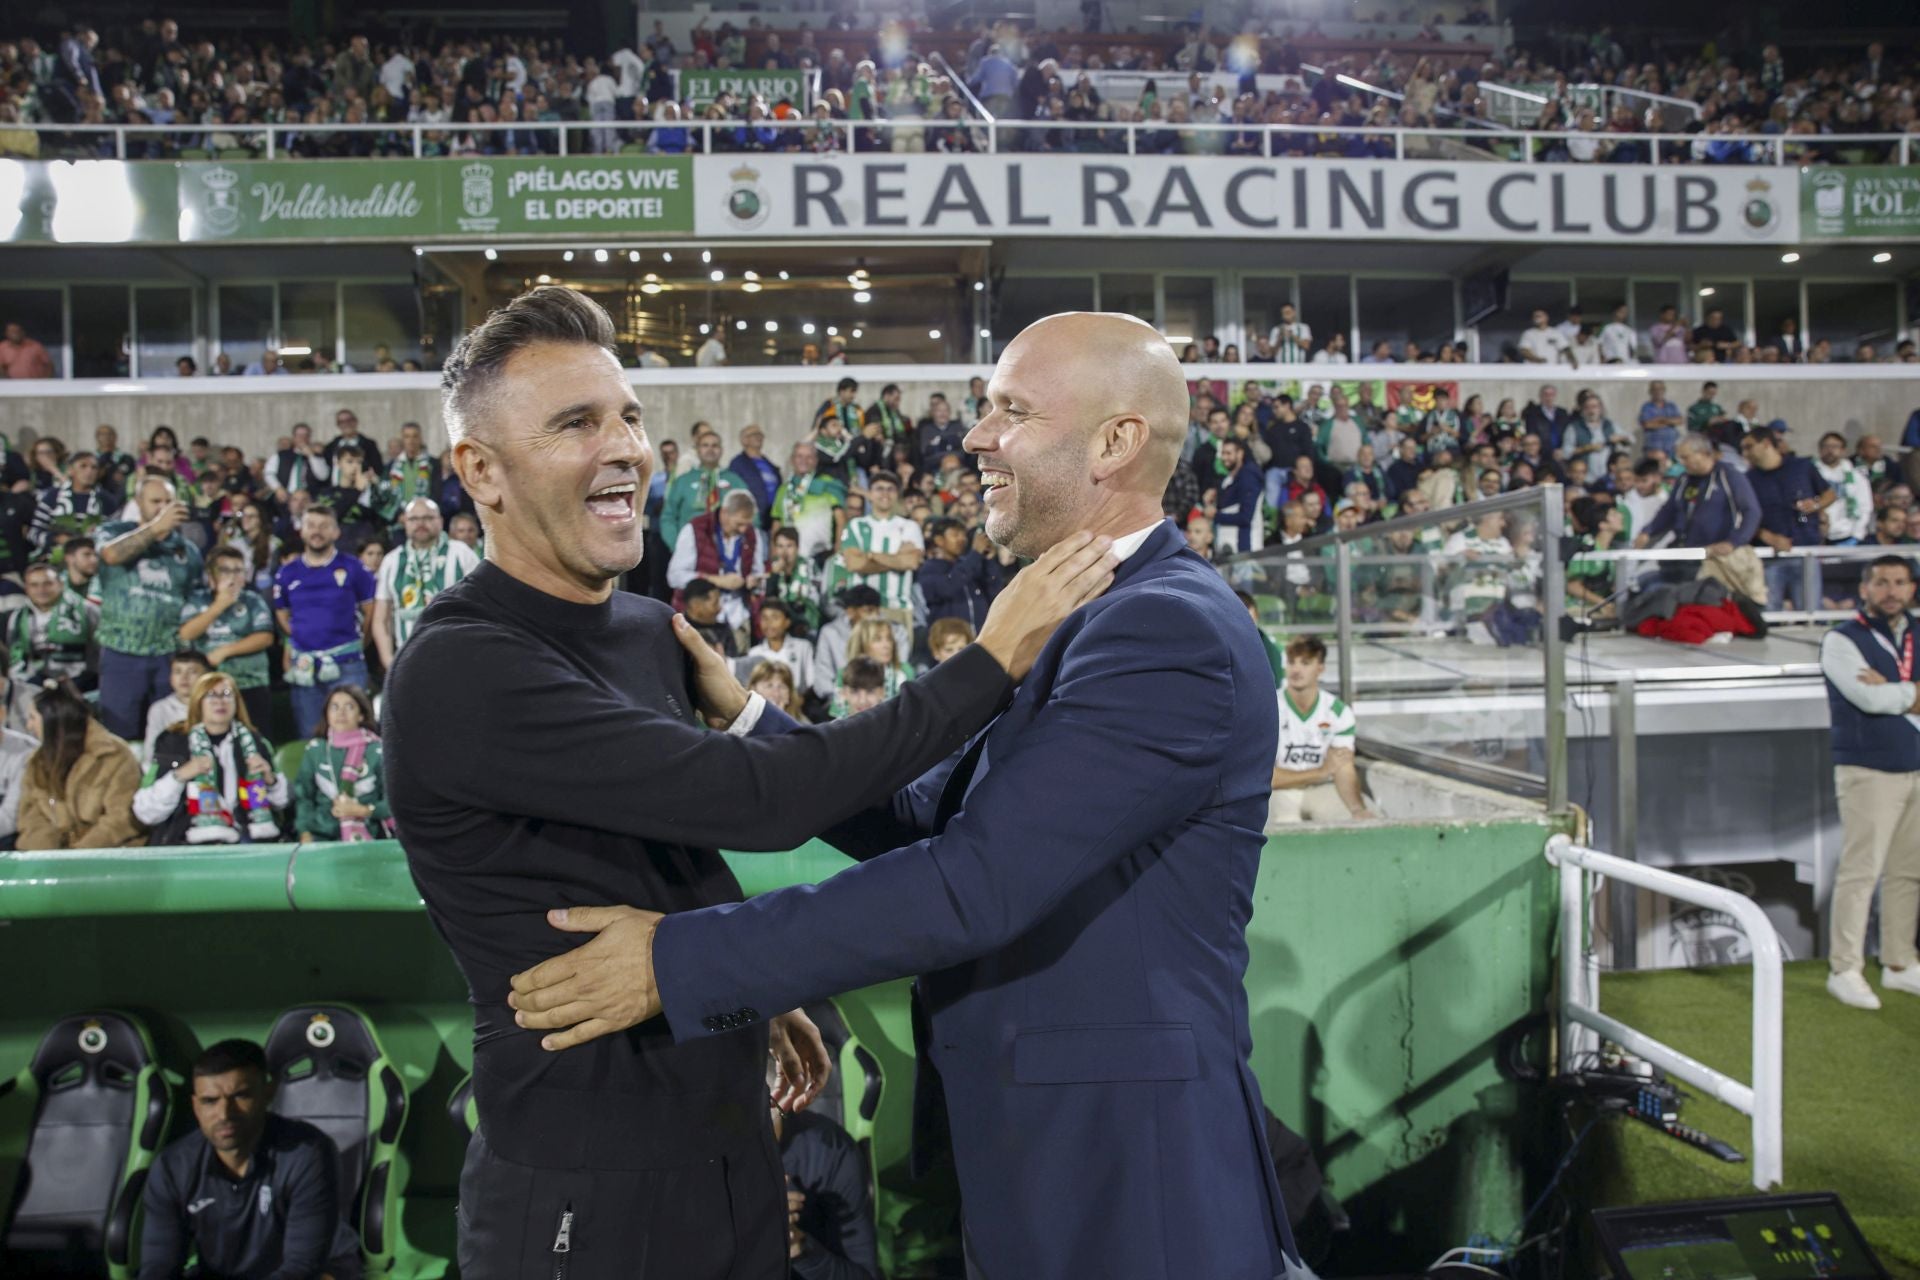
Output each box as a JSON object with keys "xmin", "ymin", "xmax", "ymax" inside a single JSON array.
[{"xmin": 727, "ymin": 424, "xmax": 782, "ymax": 528}]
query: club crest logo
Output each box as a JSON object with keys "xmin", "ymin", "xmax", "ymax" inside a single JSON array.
[
  {"xmin": 199, "ymin": 165, "xmax": 242, "ymax": 237},
  {"xmin": 725, "ymin": 164, "xmax": 769, "ymax": 230},
  {"xmin": 305, "ymin": 1013, "xmax": 334, "ymax": 1048},
  {"xmin": 334, "ymin": 568, "xmax": 348, "ymax": 587},
  {"xmin": 1808, "ymin": 168, "xmax": 1847, "ymax": 234},
  {"xmin": 1740, "ymin": 177, "xmax": 1780, "ymax": 237},
  {"xmin": 77, "ymin": 1020, "xmax": 109, "ymax": 1054},
  {"xmin": 462, "ymin": 162, "xmax": 495, "ymax": 218}
]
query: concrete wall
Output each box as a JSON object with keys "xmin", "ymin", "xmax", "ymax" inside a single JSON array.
[{"xmin": 1, "ymin": 363, "xmax": 1916, "ymax": 469}]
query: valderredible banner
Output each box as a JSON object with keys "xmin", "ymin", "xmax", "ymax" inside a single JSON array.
[
  {"xmin": 694, "ymin": 155, "xmax": 1800, "ymax": 243},
  {"xmin": 0, "ymin": 156, "xmax": 694, "ymax": 243},
  {"xmin": 178, "ymin": 156, "xmax": 694, "ymax": 239},
  {"xmin": 1802, "ymin": 166, "xmax": 1920, "ymax": 239}
]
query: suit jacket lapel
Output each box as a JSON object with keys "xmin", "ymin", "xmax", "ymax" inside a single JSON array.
[{"xmin": 932, "ymin": 522, "xmax": 1187, "ymax": 830}]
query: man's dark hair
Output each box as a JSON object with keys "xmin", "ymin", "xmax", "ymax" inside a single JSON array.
[
  {"xmin": 880, "ymin": 383, "xmax": 899, "ymax": 397},
  {"xmin": 757, "ymin": 598, "xmax": 790, "ymax": 622},
  {"xmin": 1632, "ymin": 458, "xmax": 1662, "ymax": 478},
  {"xmin": 685, "ymin": 578, "xmax": 722, "ymax": 604},
  {"xmin": 839, "ymin": 584, "xmax": 883, "ymax": 609},
  {"xmin": 191, "ymin": 436, "xmax": 210, "ymax": 449},
  {"xmin": 1869, "ymin": 554, "xmax": 1916, "ymax": 581},
  {"xmin": 836, "ymin": 376, "xmax": 858, "ymax": 394},
  {"xmin": 360, "ymin": 535, "xmax": 389, "ymax": 555},
  {"xmin": 1702, "ymin": 381, "xmax": 1718, "ymax": 392},
  {"xmin": 207, "ymin": 544, "xmax": 246, "ymax": 569},
  {"xmin": 771, "ymin": 525, "xmax": 800, "ymax": 545},
  {"xmin": 928, "ymin": 517, "xmax": 963, "ymax": 541},
  {"xmin": 867, "ymin": 469, "xmax": 901, "ymax": 491},
  {"xmin": 192, "ymin": 1038, "xmax": 269, "ymax": 1082},
  {"xmin": 442, "ymin": 286, "xmax": 619, "ymax": 442},
  {"xmin": 333, "ymin": 440, "xmax": 365, "ymax": 463},
  {"xmin": 1285, "ymin": 635, "xmax": 1328, "ymax": 664},
  {"xmin": 1819, "ymin": 432, "xmax": 1847, "ymax": 449},
  {"xmin": 1570, "ymin": 496, "xmax": 1608, "ymax": 532},
  {"xmin": 65, "ymin": 535, "xmax": 95, "ymax": 554},
  {"xmin": 1233, "ymin": 589, "xmax": 1256, "ymax": 610},
  {"xmin": 842, "ymin": 656, "xmax": 886, "ymax": 694},
  {"xmin": 1747, "ymin": 426, "xmax": 1782, "ymax": 451},
  {"xmin": 171, "ymin": 648, "xmax": 212, "ymax": 671},
  {"xmin": 305, "ymin": 502, "xmax": 339, "ymax": 522}
]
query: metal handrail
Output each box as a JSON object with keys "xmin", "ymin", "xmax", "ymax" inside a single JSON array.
[
  {"xmin": 1546, "ymin": 835, "xmax": 1784, "ymax": 1190},
  {"xmin": 4, "ymin": 118, "xmax": 1911, "ymax": 165}
]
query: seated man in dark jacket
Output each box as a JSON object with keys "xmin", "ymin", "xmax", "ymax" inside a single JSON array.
[{"xmin": 140, "ymin": 1039, "xmax": 361, "ymax": 1279}]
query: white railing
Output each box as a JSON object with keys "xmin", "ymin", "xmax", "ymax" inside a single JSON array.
[
  {"xmin": 1547, "ymin": 835, "xmax": 1784, "ymax": 1190},
  {"xmin": 2, "ymin": 118, "xmax": 1910, "ymax": 166}
]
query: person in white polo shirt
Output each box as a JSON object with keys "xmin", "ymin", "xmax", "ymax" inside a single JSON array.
[
  {"xmin": 832, "ymin": 470, "xmax": 923, "ymax": 627},
  {"xmin": 1266, "ymin": 635, "xmax": 1376, "ymax": 827},
  {"xmin": 1518, "ymin": 309, "xmax": 1572, "ymax": 367}
]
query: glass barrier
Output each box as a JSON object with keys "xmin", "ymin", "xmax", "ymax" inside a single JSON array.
[{"xmin": 1225, "ymin": 487, "xmax": 1564, "ymax": 806}]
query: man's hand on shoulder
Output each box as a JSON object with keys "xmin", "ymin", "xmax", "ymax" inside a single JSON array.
[
  {"xmin": 672, "ymin": 612, "xmax": 748, "ymax": 726},
  {"xmin": 509, "ymin": 906, "xmax": 664, "ymax": 1050}
]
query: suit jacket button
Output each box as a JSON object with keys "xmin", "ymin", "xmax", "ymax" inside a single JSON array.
[
  {"xmin": 739, "ymin": 1007, "xmax": 758, "ymax": 1023},
  {"xmin": 703, "ymin": 1017, "xmax": 721, "ymax": 1032}
]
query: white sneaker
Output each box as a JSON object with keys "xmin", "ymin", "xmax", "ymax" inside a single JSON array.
[
  {"xmin": 1828, "ymin": 969, "xmax": 1882, "ymax": 1009},
  {"xmin": 1882, "ymin": 965, "xmax": 1920, "ymax": 998}
]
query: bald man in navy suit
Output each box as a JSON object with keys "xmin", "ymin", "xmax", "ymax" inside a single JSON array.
[{"xmin": 511, "ymin": 313, "xmax": 1312, "ymax": 1280}]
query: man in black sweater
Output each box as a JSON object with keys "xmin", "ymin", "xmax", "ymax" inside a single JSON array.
[{"xmin": 383, "ymin": 287, "xmax": 1114, "ymax": 1280}]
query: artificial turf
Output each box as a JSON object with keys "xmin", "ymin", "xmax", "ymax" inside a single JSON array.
[{"xmin": 1585, "ymin": 959, "xmax": 1920, "ymax": 1278}]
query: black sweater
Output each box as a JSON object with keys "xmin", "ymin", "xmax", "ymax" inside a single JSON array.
[{"xmin": 382, "ymin": 562, "xmax": 1010, "ymax": 1171}]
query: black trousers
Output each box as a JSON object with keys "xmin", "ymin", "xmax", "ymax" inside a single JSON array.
[{"xmin": 456, "ymin": 1130, "xmax": 787, "ymax": 1280}]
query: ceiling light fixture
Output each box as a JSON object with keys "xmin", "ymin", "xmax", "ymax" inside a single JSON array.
[
  {"xmin": 778, "ymin": 270, "xmax": 790, "ymax": 280},
  {"xmin": 826, "ymin": 326, "xmax": 839, "ymax": 336},
  {"xmin": 973, "ymin": 281, "xmax": 985, "ymax": 292},
  {"xmin": 850, "ymin": 328, "xmax": 863, "ymax": 339},
  {"xmin": 628, "ymin": 249, "xmax": 641, "ymax": 263},
  {"xmin": 735, "ymin": 319, "xmax": 747, "ymax": 330},
  {"xmin": 702, "ymin": 249, "xmax": 712, "ymax": 264},
  {"xmin": 1779, "ymin": 252, "xmax": 1800, "ymax": 264},
  {"xmin": 710, "ymin": 269, "xmax": 725, "ymax": 282},
  {"xmin": 563, "ymin": 250, "xmax": 575, "ymax": 262},
  {"xmin": 593, "ymin": 248, "xmax": 609, "ymax": 263},
  {"xmin": 742, "ymin": 281, "xmax": 762, "ymax": 293},
  {"xmin": 662, "ymin": 251, "xmax": 673, "ymax": 262},
  {"xmin": 484, "ymin": 248, "xmax": 498, "ymax": 260},
  {"xmin": 765, "ymin": 320, "xmax": 779, "ymax": 332},
  {"xmin": 537, "ymin": 273, "xmax": 552, "ymax": 283},
  {"xmin": 1697, "ymin": 287, "xmax": 1715, "ymax": 297},
  {"xmin": 929, "ymin": 329, "xmax": 942, "ymax": 340},
  {"xmin": 853, "ymin": 290, "xmax": 871, "ymax": 304},
  {"xmin": 802, "ymin": 322, "xmax": 816, "ymax": 334},
  {"xmin": 1874, "ymin": 251, "xmax": 1893, "ymax": 263},
  {"xmin": 699, "ymin": 323, "xmax": 710, "ymax": 334}
]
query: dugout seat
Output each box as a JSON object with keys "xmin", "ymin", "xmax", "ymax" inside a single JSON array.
[
  {"xmin": 265, "ymin": 1004, "xmax": 408, "ymax": 1275},
  {"xmin": 818, "ymin": 1000, "xmax": 883, "ymax": 1211},
  {"xmin": 2, "ymin": 1011, "xmax": 169, "ymax": 1280},
  {"xmin": 446, "ymin": 1072, "xmax": 478, "ymax": 1144}
]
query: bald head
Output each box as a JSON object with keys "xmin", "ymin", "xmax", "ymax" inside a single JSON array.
[
  {"xmin": 965, "ymin": 312, "xmax": 1187, "ymax": 558},
  {"xmin": 1004, "ymin": 312, "xmax": 1189, "ymax": 485}
]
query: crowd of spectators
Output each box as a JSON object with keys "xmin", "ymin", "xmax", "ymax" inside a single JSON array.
[
  {"xmin": 1166, "ymin": 356, "xmax": 1920, "ymax": 639},
  {"xmin": 1173, "ymin": 302, "xmax": 1920, "ymax": 369},
  {"xmin": 1, "ymin": 15, "xmax": 1912, "ymax": 162}
]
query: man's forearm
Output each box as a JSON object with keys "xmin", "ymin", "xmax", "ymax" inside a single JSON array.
[
  {"xmin": 1271, "ymin": 765, "xmax": 1330, "ymax": 790},
  {"xmin": 101, "ymin": 519, "xmax": 166, "ymax": 566},
  {"xmin": 1331, "ymin": 754, "xmax": 1368, "ymax": 814}
]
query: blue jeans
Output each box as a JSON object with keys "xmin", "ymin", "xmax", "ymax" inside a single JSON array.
[
  {"xmin": 1643, "ymin": 426, "xmax": 1679, "ymax": 459},
  {"xmin": 290, "ymin": 657, "xmax": 370, "ymax": 740},
  {"xmin": 1765, "ymin": 556, "xmax": 1821, "ymax": 611},
  {"xmin": 97, "ymin": 647, "xmax": 176, "ymax": 740}
]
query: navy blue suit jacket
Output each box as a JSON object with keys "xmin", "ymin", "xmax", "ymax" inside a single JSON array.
[{"xmin": 655, "ymin": 521, "xmax": 1298, "ymax": 1279}]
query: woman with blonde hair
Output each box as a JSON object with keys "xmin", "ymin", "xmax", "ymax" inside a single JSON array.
[
  {"xmin": 18, "ymin": 680, "xmax": 144, "ymax": 850},
  {"xmin": 134, "ymin": 670, "xmax": 287, "ymax": 845},
  {"xmin": 746, "ymin": 661, "xmax": 808, "ymax": 724},
  {"xmin": 831, "ymin": 618, "xmax": 915, "ymax": 717}
]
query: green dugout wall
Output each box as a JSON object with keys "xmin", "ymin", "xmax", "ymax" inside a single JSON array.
[{"xmin": 0, "ymin": 816, "xmax": 1557, "ymax": 1276}]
